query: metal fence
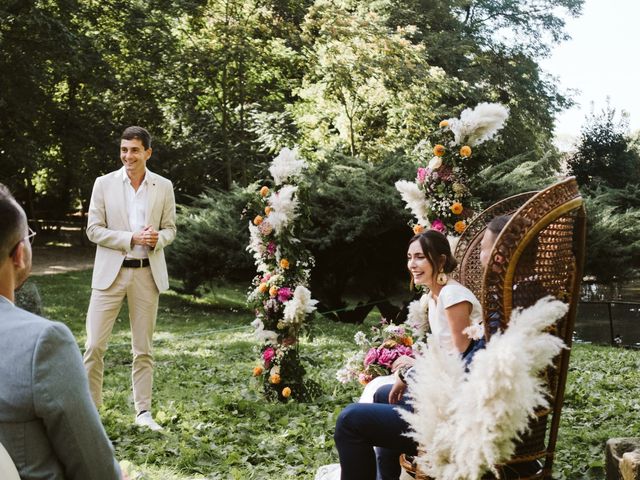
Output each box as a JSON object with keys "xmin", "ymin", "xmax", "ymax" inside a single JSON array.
[{"xmin": 575, "ymin": 301, "xmax": 640, "ymax": 348}]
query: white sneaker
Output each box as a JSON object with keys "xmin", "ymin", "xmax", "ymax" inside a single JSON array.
[{"xmin": 134, "ymin": 411, "xmax": 163, "ymax": 431}]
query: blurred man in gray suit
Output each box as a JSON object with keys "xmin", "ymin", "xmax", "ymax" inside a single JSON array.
[{"xmin": 0, "ymin": 183, "xmax": 123, "ymax": 480}]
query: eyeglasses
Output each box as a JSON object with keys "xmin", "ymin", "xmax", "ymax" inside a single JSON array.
[{"xmin": 8, "ymin": 226, "xmax": 36, "ymax": 257}]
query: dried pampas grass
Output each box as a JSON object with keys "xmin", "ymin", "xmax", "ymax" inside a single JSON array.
[{"xmin": 401, "ymin": 297, "xmax": 568, "ymax": 480}]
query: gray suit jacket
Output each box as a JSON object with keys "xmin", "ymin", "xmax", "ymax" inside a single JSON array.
[{"xmin": 0, "ymin": 297, "xmax": 120, "ymax": 479}]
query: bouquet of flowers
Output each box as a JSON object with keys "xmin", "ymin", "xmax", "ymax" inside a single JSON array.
[
  {"xmin": 337, "ymin": 320, "xmax": 417, "ymax": 385},
  {"xmin": 247, "ymin": 147, "xmax": 320, "ymax": 401},
  {"xmin": 396, "ymin": 103, "xmax": 509, "ymax": 239}
]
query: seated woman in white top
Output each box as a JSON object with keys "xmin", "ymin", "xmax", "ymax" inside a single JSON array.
[{"xmin": 332, "ymin": 229, "xmax": 489, "ymax": 480}]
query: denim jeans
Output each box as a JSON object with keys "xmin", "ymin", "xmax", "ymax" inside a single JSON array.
[{"xmin": 334, "ymin": 383, "xmax": 416, "ymax": 480}]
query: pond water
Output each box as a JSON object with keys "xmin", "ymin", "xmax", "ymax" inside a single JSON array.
[{"xmin": 574, "ymin": 279, "xmax": 640, "ymax": 347}]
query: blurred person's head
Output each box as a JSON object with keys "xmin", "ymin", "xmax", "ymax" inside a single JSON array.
[
  {"xmin": 480, "ymin": 214, "xmax": 511, "ymax": 268},
  {"xmin": 0, "ymin": 183, "xmax": 34, "ymax": 300}
]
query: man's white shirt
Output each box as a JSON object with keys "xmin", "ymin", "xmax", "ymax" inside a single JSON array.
[{"xmin": 121, "ymin": 166, "xmax": 149, "ymax": 260}]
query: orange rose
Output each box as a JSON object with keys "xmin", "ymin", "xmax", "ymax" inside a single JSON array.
[
  {"xmin": 282, "ymin": 387, "xmax": 292, "ymax": 398},
  {"xmin": 270, "ymin": 373, "xmax": 281, "ymax": 384},
  {"xmin": 439, "ymin": 120, "xmax": 449, "ymax": 128},
  {"xmin": 260, "ymin": 186, "xmax": 270, "ymax": 197},
  {"xmin": 454, "ymin": 220, "xmax": 467, "ymax": 234},
  {"xmin": 402, "ymin": 336, "xmax": 414, "ymax": 347},
  {"xmin": 280, "ymin": 258, "xmax": 290, "ymax": 269},
  {"xmin": 459, "ymin": 145, "xmax": 472, "ymax": 157},
  {"xmin": 433, "ymin": 144, "xmax": 446, "ymax": 157},
  {"xmin": 258, "ymin": 282, "xmax": 268, "ymax": 293},
  {"xmin": 450, "ymin": 202, "xmax": 463, "ymax": 215},
  {"xmin": 253, "ymin": 215, "xmax": 263, "ymax": 226},
  {"xmin": 413, "ymin": 224, "xmax": 425, "ymax": 234},
  {"xmin": 252, "ymin": 366, "xmax": 263, "ymax": 376},
  {"xmin": 269, "ymin": 286, "xmax": 279, "ymax": 297},
  {"xmin": 265, "ymin": 206, "xmax": 273, "ymax": 215}
]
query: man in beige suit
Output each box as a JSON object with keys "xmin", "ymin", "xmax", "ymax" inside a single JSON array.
[{"xmin": 84, "ymin": 126, "xmax": 176, "ymax": 431}]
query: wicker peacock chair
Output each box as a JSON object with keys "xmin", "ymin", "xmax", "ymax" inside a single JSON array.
[{"xmin": 401, "ymin": 176, "xmax": 587, "ymax": 479}]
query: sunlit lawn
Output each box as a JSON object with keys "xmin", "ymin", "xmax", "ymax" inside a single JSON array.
[{"xmin": 29, "ymin": 271, "xmax": 640, "ymax": 479}]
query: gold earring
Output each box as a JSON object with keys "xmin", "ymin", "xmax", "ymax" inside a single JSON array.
[{"xmin": 436, "ymin": 271, "xmax": 448, "ymax": 285}]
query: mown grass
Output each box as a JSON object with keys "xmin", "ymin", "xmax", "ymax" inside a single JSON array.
[{"xmin": 29, "ymin": 271, "xmax": 640, "ymax": 479}]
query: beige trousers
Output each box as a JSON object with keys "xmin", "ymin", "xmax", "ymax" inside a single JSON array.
[{"xmin": 83, "ymin": 266, "xmax": 159, "ymax": 414}]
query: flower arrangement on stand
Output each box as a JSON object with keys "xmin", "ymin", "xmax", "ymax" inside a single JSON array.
[
  {"xmin": 337, "ymin": 319, "xmax": 422, "ymax": 385},
  {"xmin": 247, "ymin": 147, "xmax": 321, "ymax": 402},
  {"xmin": 395, "ymin": 103, "xmax": 509, "ymax": 244}
]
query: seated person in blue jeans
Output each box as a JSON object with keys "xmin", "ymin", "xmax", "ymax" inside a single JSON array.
[{"xmin": 334, "ymin": 217, "xmax": 515, "ymax": 480}]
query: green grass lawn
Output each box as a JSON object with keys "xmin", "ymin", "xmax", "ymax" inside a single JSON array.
[{"xmin": 27, "ymin": 271, "xmax": 640, "ymax": 479}]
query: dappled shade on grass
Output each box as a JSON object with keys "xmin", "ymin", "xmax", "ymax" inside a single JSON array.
[{"xmin": 30, "ymin": 271, "xmax": 640, "ymax": 479}]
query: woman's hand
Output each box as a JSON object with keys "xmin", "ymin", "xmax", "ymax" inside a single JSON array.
[
  {"xmin": 391, "ymin": 355, "xmax": 415, "ymax": 372},
  {"xmin": 388, "ymin": 376, "xmax": 407, "ymax": 404}
]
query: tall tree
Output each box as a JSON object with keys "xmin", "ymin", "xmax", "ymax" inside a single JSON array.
[
  {"xmin": 295, "ymin": 0, "xmax": 466, "ymax": 160},
  {"xmin": 567, "ymin": 105, "xmax": 640, "ymax": 191}
]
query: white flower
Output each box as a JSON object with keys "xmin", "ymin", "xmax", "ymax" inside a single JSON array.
[
  {"xmin": 384, "ymin": 324, "xmax": 405, "ymax": 337},
  {"xmin": 463, "ymin": 322, "xmax": 484, "ymax": 340},
  {"xmin": 269, "ymin": 147, "xmax": 306, "ymax": 185},
  {"xmin": 354, "ymin": 331, "xmax": 368, "ymax": 347},
  {"xmin": 283, "ymin": 285, "xmax": 319, "ymax": 325},
  {"xmin": 251, "ymin": 318, "xmax": 279, "ymax": 344},
  {"xmin": 246, "ymin": 222, "xmax": 269, "ymax": 272},
  {"xmin": 336, "ymin": 367, "xmax": 354, "ymax": 384},
  {"xmin": 336, "ymin": 351, "xmax": 365, "ymax": 383},
  {"xmin": 267, "ymin": 185, "xmax": 299, "ymax": 234},
  {"xmin": 406, "ymin": 294, "xmax": 429, "ymax": 337},
  {"xmin": 445, "ymin": 102, "xmax": 509, "ymax": 147},
  {"xmin": 395, "ymin": 180, "xmax": 430, "ymax": 227},
  {"xmin": 428, "ymin": 156, "xmax": 442, "ymax": 170},
  {"xmin": 259, "ymin": 330, "xmax": 279, "ymax": 344},
  {"xmin": 251, "ymin": 318, "xmax": 263, "ymax": 331}
]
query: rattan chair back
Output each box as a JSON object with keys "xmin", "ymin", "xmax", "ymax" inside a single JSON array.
[{"xmin": 403, "ymin": 177, "xmax": 586, "ymax": 480}]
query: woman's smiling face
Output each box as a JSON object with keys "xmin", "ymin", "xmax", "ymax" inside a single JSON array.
[{"xmin": 407, "ymin": 239, "xmax": 435, "ymax": 288}]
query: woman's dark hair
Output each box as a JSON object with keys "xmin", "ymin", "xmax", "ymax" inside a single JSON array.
[
  {"xmin": 487, "ymin": 214, "xmax": 511, "ymax": 236},
  {"xmin": 408, "ymin": 229, "xmax": 457, "ymax": 274}
]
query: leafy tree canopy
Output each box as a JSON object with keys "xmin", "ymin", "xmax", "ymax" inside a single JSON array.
[{"xmin": 567, "ymin": 105, "xmax": 640, "ymax": 191}]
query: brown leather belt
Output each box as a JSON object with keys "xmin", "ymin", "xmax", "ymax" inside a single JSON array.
[{"xmin": 122, "ymin": 258, "xmax": 150, "ymax": 268}]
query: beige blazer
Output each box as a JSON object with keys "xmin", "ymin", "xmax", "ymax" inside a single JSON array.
[{"xmin": 87, "ymin": 168, "xmax": 176, "ymax": 292}]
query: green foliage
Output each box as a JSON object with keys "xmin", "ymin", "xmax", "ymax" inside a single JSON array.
[
  {"xmin": 295, "ymin": 1, "xmax": 465, "ymax": 159},
  {"xmin": 568, "ymin": 106, "xmax": 640, "ymax": 191},
  {"xmin": 472, "ymin": 150, "xmax": 564, "ymax": 206},
  {"xmin": 303, "ymin": 153, "xmax": 416, "ymax": 310},
  {"xmin": 566, "ymin": 106, "xmax": 640, "ymax": 280},
  {"xmin": 169, "ymin": 151, "xmax": 416, "ymax": 311},
  {"xmin": 167, "ymin": 187, "xmax": 254, "ymax": 292},
  {"xmin": 2, "ymin": 0, "xmax": 583, "ymax": 215},
  {"xmin": 33, "ymin": 271, "xmax": 640, "ymax": 479},
  {"xmin": 582, "ymin": 186, "xmax": 640, "ymax": 281},
  {"xmin": 556, "ymin": 343, "xmax": 640, "ymax": 479}
]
